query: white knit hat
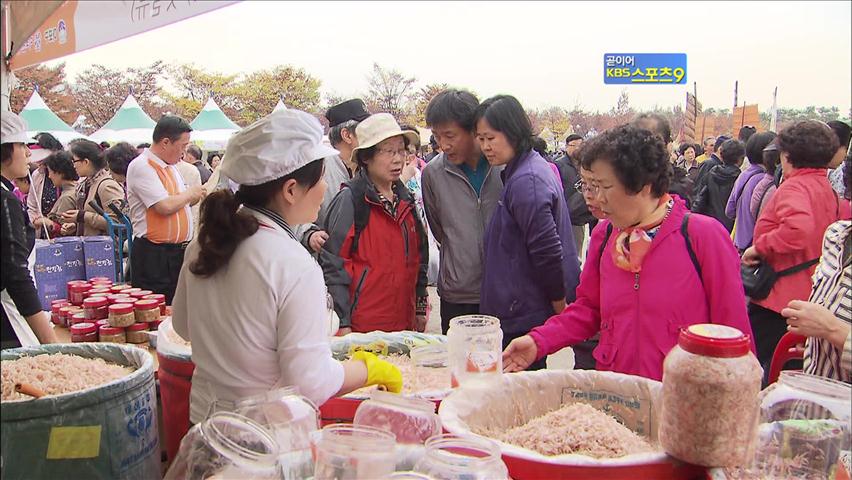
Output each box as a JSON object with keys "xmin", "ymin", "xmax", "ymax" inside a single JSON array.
[
  {"xmin": 1, "ymin": 112, "xmax": 30, "ymax": 144},
  {"xmin": 222, "ymin": 110, "xmax": 338, "ymax": 186}
]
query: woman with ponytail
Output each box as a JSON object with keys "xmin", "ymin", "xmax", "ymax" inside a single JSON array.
[{"xmin": 171, "ymin": 110, "xmax": 403, "ymax": 424}]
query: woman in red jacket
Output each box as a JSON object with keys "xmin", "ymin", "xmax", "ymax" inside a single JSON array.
[
  {"xmin": 743, "ymin": 120, "xmax": 852, "ymax": 378},
  {"xmin": 321, "ymin": 113, "xmax": 429, "ymax": 335}
]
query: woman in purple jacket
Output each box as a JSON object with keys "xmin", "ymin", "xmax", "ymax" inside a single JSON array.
[
  {"xmin": 503, "ymin": 124, "xmax": 755, "ymax": 381},
  {"xmin": 475, "ymin": 95, "xmax": 581, "ymax": 370}
]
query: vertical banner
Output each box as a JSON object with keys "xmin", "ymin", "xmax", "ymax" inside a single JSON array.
[{"xmin": 11, "ymin": 0, "xmax": 238, "ymax": 71}]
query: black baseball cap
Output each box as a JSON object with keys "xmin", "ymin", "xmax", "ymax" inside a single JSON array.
[{"xmin": 325, "ymin": 99, "xmax": 370, "ymax": 128}]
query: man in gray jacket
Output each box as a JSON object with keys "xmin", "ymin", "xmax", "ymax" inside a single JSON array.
[
  {"xmin": 422, "ymin": 89, "xmax": 504, "ymax": 334},
  {"xmin": 297, "ymin": 98, "xmax": 370, "ymax": 252}
]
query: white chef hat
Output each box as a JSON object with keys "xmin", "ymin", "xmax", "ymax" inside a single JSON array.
[
  {"xmin": 222, "ymin": 109, "xmax": 338, "ymax": 186},
  {"xmin": 1, "ymin": 112, "xmax": 31, "ymax": 144}
]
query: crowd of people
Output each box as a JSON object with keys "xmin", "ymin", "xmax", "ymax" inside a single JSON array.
[{"xmin": 1, "ymin": 88, "xmax": 850, "ymax": 412}]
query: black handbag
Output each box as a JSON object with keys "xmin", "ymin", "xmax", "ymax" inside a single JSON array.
[{"xmin": 741, "ymin": 258, "xmax": 819, "ymax": 300}]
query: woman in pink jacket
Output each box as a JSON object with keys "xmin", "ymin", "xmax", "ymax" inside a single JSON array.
[{"xmin": 503, "ymin": 125, "xmax": 754, "ymax": 381}]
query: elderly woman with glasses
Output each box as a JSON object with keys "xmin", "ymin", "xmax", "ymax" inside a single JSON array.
[
  {"xmin": 503, "ymin": 124, "xmax": 754, "ymax": 381},
  {"xmin": 321, "ymin": 113, "xmax": 429, "ymax": 335}
]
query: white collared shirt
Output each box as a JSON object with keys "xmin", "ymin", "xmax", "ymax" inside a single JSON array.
[
  {"xmin": 171, "ymin": 208, "xmax": 344, "ymax": 422},
  {"xmin": 125, "ymin": 149, "xmax": 192, "ymax": 240}
]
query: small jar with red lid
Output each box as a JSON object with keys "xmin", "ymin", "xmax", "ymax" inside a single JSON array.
[
  {"xmin": 87, "ymin": 287, "xmax": 112, "ymax": 297},
  {"xmin": 67, "ymin": 282, "xmax": 92, "ymax": 306},
  {"xmin": 110, "ymin": 284, "xmax": 131, "ymax": 294},
  {"xmin": 58, "ymin": 305, "xmax": 82, "ymax": 328},
  {"xmin": 659, "ymin": 324, "xmax": 761, "ymax": 467},
  {"xmin": 143, "ymin": 294, "xmax": 167, "ymax": 315},
  {"xmin": 95, "ymin": 319, "xmax": 110, "ymax": 329},
  {"xmin": 120, "ymin": 288, "xmax": 142, "ymax": 296},
  {"xmin": 107, "ymin": 293, "xmax": 131, "ymax": 305},
  {"xmin": 70, "ymin": 322, "xmax": 98, "ymax": 342},
  {"xmin": 108, "ymin": 303, "xmax": 136, "ymax": 327},
  {"xmin": 51, "ymin": 301, "xmax": 71, "ymax": 325},
  {"xmin": 83, "ymin": 297, "xmax": 110, "ymax": 321},
  {"xmin": 89, "ymin": 276, "xmax": 112, "ymax": 284},
  {"xmin": 99, "ymin": 325, "xmax": 126, "ymax": 343},
  {"xmin": 134, "ymin": 299, "xmax": 161, "ymax": 323},
  {"xmin": 130, "ymin": 290, "xmax": 153, "ymax": 300},
  {"xmin": 126, "ymin": 322, "xmax": 150, "ymax": 344},
  {"xmin": 69, "ymin": 312, "xmax": 88, "ymax": 326}
]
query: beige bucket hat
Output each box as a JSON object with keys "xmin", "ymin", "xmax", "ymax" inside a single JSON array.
[{"xmin": 350, "ymin": 113, "xmax": 419, "ymax": 163}]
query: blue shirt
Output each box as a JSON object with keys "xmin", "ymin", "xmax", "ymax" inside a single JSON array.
[{"xmin": 459, "ymin": 155, "xmax": 489, "ymax": 196}]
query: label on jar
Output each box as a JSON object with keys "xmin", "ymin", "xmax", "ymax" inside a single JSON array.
[{"xmin": 466, "ymin": 352, "xmax": 499, "ymax": 373}]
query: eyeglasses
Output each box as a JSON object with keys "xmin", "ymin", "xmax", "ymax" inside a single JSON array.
[
  {"xmin": 574, "ymin": 179, "xmax": 600, "ymax": 195},
  {"xmin": 72, "ymin": 157, "xmax": 86, "ymax": 164},
  {"xmin": 376, "ymin": 147, "xmax": 408, "ymax": 158}
]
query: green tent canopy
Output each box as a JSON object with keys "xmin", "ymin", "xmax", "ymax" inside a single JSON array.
[
  {"xmin": 89, "ymin": 94, "xmax": 156, "ymax": 145},
  {"xmin": 19, "ymin": 89, "xmax": 84, "ymax": 145}
]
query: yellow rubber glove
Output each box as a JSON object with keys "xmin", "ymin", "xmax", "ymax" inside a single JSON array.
[{"xmin": 351, "ymin": 351, "xmax": 403, "ymax": 393}]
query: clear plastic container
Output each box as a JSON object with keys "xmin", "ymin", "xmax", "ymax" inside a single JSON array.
[
  {"xmin": 313, "ymin": 424, "xmax": 396, "ymax": 480},
  {"xmin": 163, "ymin": 411, "xmax": 280, "ymax": 480},
  {"xmin": 354, "ymin": 390, "xmax": 441, "ymax": 444},
  {"xmin": 410, "ymin": 344, "xmax": 449, "ymax": 368},
  {"xmin": 413, "ymin": 434, "xmax": 508, "ymax": 480},
  {"xmin": 659, "ymin": 324, "xmax": 762, "ymax": 467},
  {"xmin": 751, "ymin": 371, "xmax": 851, "ymax": 479},
  {"xmin": 447, "ymin": 315, "xmax": 503, "ymax": 388},
  {"xmin": 232, "ymin": 386, "xmax": 320, "ymax": 480}
]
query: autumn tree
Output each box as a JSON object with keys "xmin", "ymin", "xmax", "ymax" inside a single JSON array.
[
  {"xmin": 72, "ymin": 61, "xmax": 168, "ymax": 129},
  {"xmin": 10, "ymin": 62, "xmax": 77, "ymax": 124},
  {"xmin": 162, "ymin": 63, "xmax": 240, "ymax": 121},
  {"xmin": 408, "ymin": 83, "xmax": 449, "ymax": 126},
  {"xmin": 234, "ymin": 65, "xmax": 322, "ymax": 125},
  {"xmin": 365, "ymin": 63, "xmax": 416, "ymax": 120}
]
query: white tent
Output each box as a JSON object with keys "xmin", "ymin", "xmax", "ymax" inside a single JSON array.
[
  {"xmin": 190, "ymin": 98, "xmax": 240, "ymax": 150},
  {"xmin": 89, "ymin": 94, "xmax": 156, "ymax": 146},
  {"xmin": 19, "ymin": 90, "xmax": 86, "ymax": 145},
  {"xmin": 272, "ymin": 99, "xmax": 287, "ymax": 113}
]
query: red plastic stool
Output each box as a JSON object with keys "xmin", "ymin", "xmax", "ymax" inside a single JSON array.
[{"xmin": 767, "ymin": 332, "xmax": 806, "ymax": 384}]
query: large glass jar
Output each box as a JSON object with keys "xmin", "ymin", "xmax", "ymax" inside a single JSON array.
[
  {"xmin": 659, "ymin": 324, "xmax": 762, "ymax": 467},
  {"xmin": 447, "ymin": 315, "xmax": 502, "ymax": 388},
  {"xmin": 163, "ymin": 411, "xmax": 280, "ymax": 480},
  {"xmin": 313, "ymin": 424, "xmax": 396, "ymax": 480},
  {"xmin": 233, "ymin": 387, "xmax": 320, "ymax": 480},
  {"xmin": 751, "ymin": 371, "xmax": 851, "ymax": 479},
  {"xmin": 413, "ymin": 434, "xmax": 508, "ymax": 480},
  {"xmin": 354, "ymin": 390, "xmax": 441, "ymax": 444}
]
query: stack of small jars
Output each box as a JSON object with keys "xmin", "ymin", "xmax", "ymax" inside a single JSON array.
[{"xmin": 62, "ymin": 278, "xmax": 168, "ymax": 346}]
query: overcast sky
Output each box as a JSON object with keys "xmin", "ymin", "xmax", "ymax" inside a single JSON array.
[{"xmin": 48, "ymin": 1, "xmax": 851, "ymax": 113}]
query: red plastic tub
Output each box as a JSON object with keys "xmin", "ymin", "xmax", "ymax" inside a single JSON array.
[
  {"xmin": 157, "ymin": 352, "xmax": 195, "ymax": 462},
  {"xmin": 319, "ymin": 396, "xmax": 442, "ymax": 427},
  {"xmin": 501, "ymin": 455, "xmax": 706, "ymax": 480}
]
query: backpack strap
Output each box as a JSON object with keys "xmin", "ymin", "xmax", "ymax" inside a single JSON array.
[
  {"xmin": 597, "ymin": 222, "xmax": 614, "ymax": 266},
  {"xmin": 347, "ymin": 179, "xmax": 371, "ymax": 257},
  {"xmin": 680, "ymin": 213, "xmax": 704, "ymax": 285}
]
